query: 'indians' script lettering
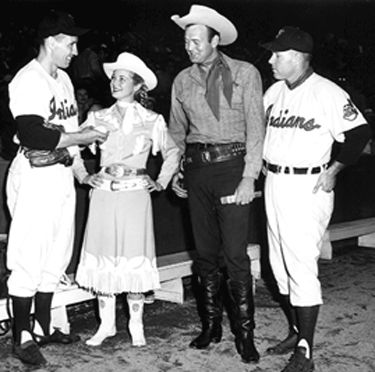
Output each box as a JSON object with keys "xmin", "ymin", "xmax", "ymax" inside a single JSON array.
[
  {"xmin": 266, "ymin": 105, "xmax": 321, "ymax": 132},
  {"xmin": 48, "ymin": 97, "xmax": 77, "ymax": 122}
]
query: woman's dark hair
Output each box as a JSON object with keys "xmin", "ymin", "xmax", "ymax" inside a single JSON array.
[{"xmin": 132, "ymin": 72, "xmax": 149, "ymax": 108}]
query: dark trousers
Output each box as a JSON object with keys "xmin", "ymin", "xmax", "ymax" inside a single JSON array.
[{"xmin": 185, "ymin": 157, "xmax": 251, "ymax": 282}]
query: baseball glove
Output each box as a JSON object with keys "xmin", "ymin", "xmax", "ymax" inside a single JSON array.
[{"xmin": 23, "ymin": 147, "xmax": 73, "ymax": 167}]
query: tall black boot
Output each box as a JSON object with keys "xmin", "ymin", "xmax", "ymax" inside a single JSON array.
[
  {"xmin": 267, "ymin": 294, "xmax": 298, "ymax": 355},
  {"xmin": 189, "ymin": 272, "xmax": 223, "ymax": 349},
  {"xmin": 227, "ymin": 278, "xmax": 260, "ymax": 364}
]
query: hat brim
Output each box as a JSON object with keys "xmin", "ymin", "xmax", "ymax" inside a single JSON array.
[
  {"xmin": 260, "ymin": 41, "xmax": 290, "ymax": 52},
  {"xmin": 260, "ymin": 41, "xmax": 313, "ymax": 53},
  {"xmin": 38, "ymin": 26, "xmax": 89, "ymax": 39},
  {"xmin": 171, "ymin": 7, "xmax": 237, "ymax": 45},
  {"xmin": 65, "ymin": 26, "xmax": 90, "ymax": 37},
  {"xmin": 103, "ymin": 60, "xmax": 157, "ymax": 91}
]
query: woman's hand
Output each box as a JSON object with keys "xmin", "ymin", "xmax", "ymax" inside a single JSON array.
[{"xmin": 82, "ymin": 173, "xmax": 105, "ymax": 188}]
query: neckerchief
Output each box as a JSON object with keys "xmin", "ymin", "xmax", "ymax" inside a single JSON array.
[{"xmin": 205, "ymin": 54, "xmax": 233, "ymax": 121}]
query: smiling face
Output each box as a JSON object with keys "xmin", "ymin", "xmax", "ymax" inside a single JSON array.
[
  {"xmin": 110, "ymin": 69, "xmax": 141, "ymax": 103},
  {"xmin": 184, "ymin": 24, "xmax": 218, "ymax": 65},
  {"xmin": 51, "ymin": 34, "xmax": 78, "ymax": 69}
]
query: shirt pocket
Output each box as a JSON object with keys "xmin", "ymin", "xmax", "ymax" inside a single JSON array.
[{"xmin": 179, "ymin": 85, "xmax": 205, "ymax": 118}]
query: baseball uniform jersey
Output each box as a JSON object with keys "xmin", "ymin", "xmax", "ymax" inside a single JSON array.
[
  {"xmin": 6, "ymin": 59, "xmax": 81, "ymax": 297},
  {"xmin": 263, "ymin": 72, "xmax": 366, "ymax": 306}
]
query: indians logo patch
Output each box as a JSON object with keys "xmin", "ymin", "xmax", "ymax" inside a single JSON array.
[{"xmin": 343, "ymin": 99, "xmax": 359, "ymax": 121}]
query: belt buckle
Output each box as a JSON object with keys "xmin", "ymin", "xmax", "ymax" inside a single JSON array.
[
  {"xmin": 128, "ymin": 169, "xmax": 136, "ymax": 177},
  {"xmin": 105, "ymin": 164, "xmax": 125, "ymax": 178},
  {"xmin": 110, "ymin": 180, "xmax": 120, "ymax": 192},
  {"xmin": 201, "ymin": 150, "xmax": 211, "ymax": 163}
]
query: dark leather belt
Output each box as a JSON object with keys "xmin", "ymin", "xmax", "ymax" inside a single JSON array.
[
  {"xmin": 263, "ymin": 160, "xmax": 327, "ymax": 175},
  {"xmin": 185, "ymin": 142, "xmax": 246, "ymax": 167}
]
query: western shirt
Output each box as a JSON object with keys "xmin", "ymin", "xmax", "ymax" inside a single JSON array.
[{"xmin": 169, "ymin": 53, "xmax": 265, "ymax": 179}]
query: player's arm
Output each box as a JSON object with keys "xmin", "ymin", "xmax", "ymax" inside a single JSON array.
[
  {"xmin": 334, "ymin": 124, "xmax": 372, "ymax": 166},
  {"xmin": 57, "ymin": 126, "xmax": 108, "ymax": 148},
  {"xmin": 15, "ymin": 114, "xmax": 60, "ymax": 150},
  {"xmin": 313, "ymin": 124, "xmax": 372, "ymax": 193},
  {"xmin": 15, "ymin": 114, "xmax": 108, "ymax": 150}
]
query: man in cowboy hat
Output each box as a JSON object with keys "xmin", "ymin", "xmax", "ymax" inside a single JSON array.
[
  {"xmin": 6, "ymin": 10, "xmax": 107, "ymax": 365},
  {"xmin": 169, "ymin": 5, "xmax": 265, "ymax": 364}
]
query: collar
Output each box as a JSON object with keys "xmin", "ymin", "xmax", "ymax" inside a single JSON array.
[
  {"xmin": 286, "ymin": 67, "xmax": 314, "ymax": 90},
  {"xmin": 190, "ymin": 52, "xmax": 232, "ymax": 83},
  {"xmin": 202, "ymin": 53, "xmax": 231, "ymax": 72}
]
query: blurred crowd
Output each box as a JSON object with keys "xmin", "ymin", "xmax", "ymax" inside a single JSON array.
[{"xmin": 0, "ymin": 18, "xmax": 375, "ymax": 160}]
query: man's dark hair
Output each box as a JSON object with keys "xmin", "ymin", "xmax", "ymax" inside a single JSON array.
[
  {"xmin": 186, "ymin": 24, "xmax": 220, "ymax": 43},
  {"xmin": 206, "ymin": 25, "xmax": 220, "ymax": 42}
]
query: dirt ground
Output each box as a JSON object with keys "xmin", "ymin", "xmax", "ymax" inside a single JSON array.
[{"xmin": 1, "ymin": 241, "xmax": 375, "ymax": 372}]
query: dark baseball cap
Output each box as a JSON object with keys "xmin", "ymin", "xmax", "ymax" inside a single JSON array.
[
  {"xmin": 38, "ymin": 10, "xmax": 89, "ymax": 39},
  {"xmin": 260, "ymin": 26, "xmax": 313, "ymax": 53}
]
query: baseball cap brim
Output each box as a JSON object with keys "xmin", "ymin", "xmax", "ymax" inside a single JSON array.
[
  {"xmin": 260, "ymin": 41, "xmax": 290, "ymax": 52},
  {"xmin": 65, "ymin": 26, "xmax": 90, "ymax": 37},
  {"xmin": 39, "ymin": 26, "xmax": 89, "ymax": 39}
]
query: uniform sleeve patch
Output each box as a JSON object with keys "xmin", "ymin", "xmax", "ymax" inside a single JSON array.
[{"xmin": 343, "ymin": 99, "xmax": 359, "ymax": 121}]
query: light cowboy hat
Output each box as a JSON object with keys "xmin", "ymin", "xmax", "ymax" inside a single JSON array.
[
  {"xmin": 171, "ymin": 5, "xmax": 238, "ymax": 46},
  {"xmin": 103, "ymin": 52, "xmax": 158, "ymax": 91}
]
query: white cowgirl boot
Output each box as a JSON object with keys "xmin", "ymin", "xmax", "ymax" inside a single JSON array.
[
  {"xmin": 86, "ymin": 295, "xmax": 117, "ymax": 346},
  {"xmin": 127, "ymin": 293, "xmax": 146, "ymax": 347}
]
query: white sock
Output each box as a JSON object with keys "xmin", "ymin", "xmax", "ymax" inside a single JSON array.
[
  {"xmin": 298, "ymin": 338, "xmax": 310, "ymax": 359},
  {"xmin": 20, "ymin": 330, "xmax": 33, "ymax": 344}
]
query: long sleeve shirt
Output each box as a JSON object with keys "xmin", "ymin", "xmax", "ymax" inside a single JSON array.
[
  {"xmin": 168, "ymin": 52, "xmax": 265, "ymax": 179},
  {"xmin": 83, "ymin": 101, "xmax": 180, "ymax": 189}
]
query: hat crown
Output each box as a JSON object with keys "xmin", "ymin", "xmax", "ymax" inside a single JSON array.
[
  {"xmin": 277, "ymin": 26, "xmax": 313, "ymax": 52},
  {"xmin": 171, "ymin": 4, "xmax": 237, "ymax": 46},
  {"xmin": 117, "ymin": 53, "xmax": 146, "ymax": 69},
  {"xmin": 38, "ymin": 10, "xmax": 88, "ymax": 38},
  {"xmin": 103, "ymin": 52, "xmax": 158, "ymax": 91},
  {"xmin": 261, "ymin": 26, "xmax": 313, "ymax": 53}
]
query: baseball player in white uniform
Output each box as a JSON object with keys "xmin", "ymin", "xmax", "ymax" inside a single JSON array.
[
  {"xmin": 260, "ymin": 27, "xmax": 371, "ymax": 372},
  {"xmin": 6, "ymin": 10, "xmax": 107, "ymax": 366}
]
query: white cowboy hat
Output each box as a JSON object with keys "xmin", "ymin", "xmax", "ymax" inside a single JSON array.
[
  {"xmin": 103, "ymin": 52, "xmax": 158, "ymax": 91},
  {"xmin": 171, "ymin": 5, "xmax": 237, "ymax": 46}
]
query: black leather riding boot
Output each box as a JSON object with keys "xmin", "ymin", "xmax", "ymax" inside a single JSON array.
[
  {"xmin": 228, "ymin": 278, "xmax": 260, "ymax": 364},
  {"xmin": 189, "ymin": 272, "xmax": 223, "ymax": 349}
]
